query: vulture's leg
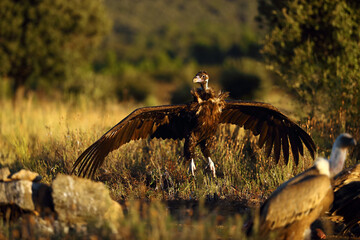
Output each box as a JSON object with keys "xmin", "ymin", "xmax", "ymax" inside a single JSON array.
[
  {"xmin": 200, "ymin": 138, "xmax": 216, "ymax": 177},
  {"xmin": 184, "ymin": 137, "xmax": 197, "ymax": 176},
  {"xmin": 189, "ymin": 159, "xmax": 196, "ymax": 176}
]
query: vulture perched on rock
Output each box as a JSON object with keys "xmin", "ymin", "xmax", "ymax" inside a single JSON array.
[
  {"xmin": 259, "ymin": 133, "xmax": 356, "ymax": 240},
  {"xmin": 72, "ymin": 71, "xmax": 316, "ymax": 179}
]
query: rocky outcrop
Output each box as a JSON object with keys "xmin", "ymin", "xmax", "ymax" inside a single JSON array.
[
  {"xmin": 0, "ymin": 168, "xmax": 123, "ymax": 236},
  {"xmin": 52, "ymin": 174, "xmax": 123, "ymax": 232},
  {"xmin": 0, "ymin": 168, "xmax": 52, "ymax": 216}
]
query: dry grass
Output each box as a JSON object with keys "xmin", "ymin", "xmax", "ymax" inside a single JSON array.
[{"xmin": 0, "ymin": 97, "xmax": 357, "ymax": 239}]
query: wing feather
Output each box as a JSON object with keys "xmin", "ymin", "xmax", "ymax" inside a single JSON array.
[
  {"xmin": 77, "ymin": 141, "xmax": 101, "ymax": 174},
  {"xmin": 244, "ymin": 116, "xmax": 258, "ymax": 130},
  {"xmin": 273, "ymin": 127, "xmax": 281, "ymax": 163},
  {"xmin": 288, "ymin": 129, "xmax": 300, "ymax": 165},
  {"xmin": 220, "ymin": 101, "xmax": 315, "ymax": 165},
  {"xmin": 298, "ymin": 130, "xmax": 316, "ymax": 159},
  {"xmin": 261, "ymin": 174, "xmax": 332, "ymax": 230},
  {"xmin": 219, "ymin": 109, "xmax": 232, "ymax": 122},
  {"xmin": 281, "ymin": 130, "xmax": 290, "ymax": 165},
  {"xmin": 72, "ymin": 104, "xmax": 191, "ymax": 178},
  {"xmin": 265, "ymin": 126, "xmax": 274, "ymax": 158},
  {"xmin": 258, "ymin": 123, "xmax": 269, "ymax": 148},
  {"xmin": 235, "ymin": 113, "xmax": 251, "ymax": 126},
  {"xmin": 293, "ymin": 129, "xmax": 304, "ymax": 157},
  {"xmin": 254, "ymin": 120, "xmax": 265, "ymax": 136}
]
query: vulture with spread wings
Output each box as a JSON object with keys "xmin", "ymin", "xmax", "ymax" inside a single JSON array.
[{"xmin": 72, "ymin": 71, "xmax": 316, "ymax": 179}]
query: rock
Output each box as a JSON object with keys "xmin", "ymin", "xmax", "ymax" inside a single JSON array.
[
  {"xmin": 0, "ymin": 169, "xmax": 123, "ymax": 235},
  {"xmin": 10, "ymin": 169, "xmax": 42, "ymax": 182},
  {"xmin": 0, "ymin": 167, "xmax": 11, "ymax": 181},
  {"xmin": 52, "ymin": 175, "xmax": 123, "ymax": 232},
  {"xmin": 0, "ymin": 180, "xmax": 35, "ymax": 210},
  {"xmin": 0, "ymin": 180, "xmax": 53, "ymax": 215}
]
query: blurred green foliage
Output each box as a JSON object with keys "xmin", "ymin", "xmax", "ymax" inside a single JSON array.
[
  {"xmin": 0, "ymin": 0, "xmax": 111, "ymax": 97},
  {"xmin": 219, "ymin": 58, "xmax": 271, "ymax": 100},
  {"xmin": 258, "ymin": 0, "xmax": 360, "ymax": 128},
  {"xmin": 91, "ymin": 0, "xmax": 268, "ymax": 103},
  {"xmin": 0, "ymin": 0, "xmax": 272, "ymax": 104},
  {"xmin": 102, "ymin": 0, "xmax": 260, "ymax": 65},
  {"xmin": 171, "ymin": 83, "xmax": 193, "ymax": 104}
]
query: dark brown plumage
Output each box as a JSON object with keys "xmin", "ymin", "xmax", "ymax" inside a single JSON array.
[
  {"xmin": 72, "ymin": 71, "xmax": 316, "ymax": 178},
  {"xmin": 330, "ymin": 163, "xmax": 360, "ymax": 234}
]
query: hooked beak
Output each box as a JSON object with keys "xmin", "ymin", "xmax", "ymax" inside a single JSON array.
[{"xmin": 193, "ymin": 76, "xmax": 204, "ymax": 84}]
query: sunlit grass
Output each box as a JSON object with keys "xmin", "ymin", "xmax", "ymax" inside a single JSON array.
[
  {"xmin": 0, "ymin": 97, "xmax": 357, "ymax": 239},
  {"xmin": 0, "ymin": 97, "xmax": 345, "ymax": 197}
]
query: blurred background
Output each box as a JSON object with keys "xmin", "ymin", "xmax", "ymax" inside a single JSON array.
[
  {"xmin": 1, "ymin": 4, "xmax": 360, "ymax": 237},
  {"xmin": 1, "ymin": 0, "xmax": 360, "ymax": 143},
  {"xmin": 0, "ymin": 0, "xmax": 274, "ymax": 105}
]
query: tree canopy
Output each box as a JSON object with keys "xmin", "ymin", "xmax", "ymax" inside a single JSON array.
[
  {"xmin": 258, "ymin": 0, "xmax": 360, "ymax": 122},
  {"xmin": 0, "ymin": 0, "xmax": 110, "ymax": 96},
  {"xmin": 103, "ymin": 0, "xmax": 260, "ymax": 65}
]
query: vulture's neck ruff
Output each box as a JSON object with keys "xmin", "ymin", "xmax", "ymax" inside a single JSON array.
[{"xmin": 315, "ymin": 157, "xmax": 330, "ymax": 176}]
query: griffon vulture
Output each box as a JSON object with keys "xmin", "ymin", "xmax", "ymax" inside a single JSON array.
[{"xmin": 259, "ymin": 133, "xmax": 356, "ymax": 240}]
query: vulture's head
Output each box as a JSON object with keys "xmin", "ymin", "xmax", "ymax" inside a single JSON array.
[
  {"xmin": 193, "ymin": 71, "xmax": 209, "ymax": 90},
  {"xmin": 334, "ymin": 133, "xmax": 357, "ymax": 149},
  {"xmin": 330, "ymin": 133, "xmax": 357, "ymax": 177}
]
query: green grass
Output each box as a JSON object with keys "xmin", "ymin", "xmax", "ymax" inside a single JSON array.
[{"xmin": 0, "ymin": 97, "xmax": 357, "ymax": 239}]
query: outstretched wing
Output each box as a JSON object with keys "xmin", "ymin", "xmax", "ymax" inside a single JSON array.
[
  {"xmin": 220, "ymin": 100, "xmax": 316, "ymax": 164},
  {"xmin": 72, "ymin": 104, "xmax": 192, "ymax": 178}
]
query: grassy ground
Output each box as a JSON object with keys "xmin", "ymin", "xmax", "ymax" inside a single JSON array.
[{"xmin": 0, "ymin": 97, "xmax": 358, "ymax": 239}]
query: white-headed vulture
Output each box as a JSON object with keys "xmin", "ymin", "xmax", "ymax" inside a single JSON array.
[
  {"xmin": 72, "ymin": 71, "xmax": 316, "ymax": 179},
  {"xmin": 259, "ymin": 133, "xmax": 356, "ymax": 240}
]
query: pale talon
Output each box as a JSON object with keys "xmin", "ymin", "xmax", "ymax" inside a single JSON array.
[
  {"xmin": 208, "ymin": 157, "xmax": 216, "ymax": 177},
  {"xmin": 189, "ymin": 158, "xmax": 196, "ymax": 176}
]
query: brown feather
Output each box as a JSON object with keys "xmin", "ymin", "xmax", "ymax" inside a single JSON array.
[
  {"xmin": 330, "ymin": 164, "xmax": 360, "ymax": 234},
  {"xmin": 253, "ymin": 119, "xmax": 265, "ymax": 136},
  {"xmin": 72, "ymin": 104, "xmax": 190, "ymax": 177},
  {"xmin": 234, "ymin": 113, "xmax": 251, "ymax": 126},
  {"xmin": 273, "ymin": 127, "xmax": 281, "ymax": 163},
  {"xmin": 258, "ymin": 123, "xmax": 269, "ymax": 148},
  {"xmin": 288, "ymin": 129, "xmax": 300, "ymax": 165},
  {"xmin": 265, "ymin": 126, "xmax": 275, "ymax": 158},
  {"xmin": 294, "ymin": 131, "xmax": 304, "ymax": 156},
  {"xmin": 244, "ymin": 115, "xmax": 258, "ymax": 130},
  {"xmin": 260, "ymin": 165, "xmax": 333, "ymax": 240},
  {"xmin": 72, "ymin": 72, "xmax": 316, "ymax": 178},
  {"xmin": 281, "ymin": 131, "xmax": 290, "ymax": 165},
  {"xmin": 298, "ymin": 130, "xmax": 316, "ymax": 159},
  {"xmin": 220, "ymin": 100, "xmax": 315, "ymax": 166}
]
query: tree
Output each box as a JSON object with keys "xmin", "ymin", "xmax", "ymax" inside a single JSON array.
[
  {"xmin": 0, "ymin": 0, "xmax": 111, "ymax": 98},
  {"xmin": 258, "ymin": 0, "xmax": 360, "ymax": 123}
]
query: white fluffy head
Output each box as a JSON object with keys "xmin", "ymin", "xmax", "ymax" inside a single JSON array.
[{"xmin": 314, "ymin": 157, "xmax": 330, "ymax": 177}]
